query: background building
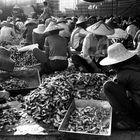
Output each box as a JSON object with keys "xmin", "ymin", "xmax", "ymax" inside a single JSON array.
[{"xmin": 0, "ymin": 0, "xmax": 139, "ymax": 20}]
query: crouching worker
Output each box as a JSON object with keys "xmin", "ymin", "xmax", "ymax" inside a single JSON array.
[
  {"xmin": 72, "ymin": 21, "xmax": 114, "ymax": 73},
  {"xmin": 33, "ymin": 22, "xmax": 70, "ymax": 75},
  {"xmin": 100, "ymin": 43, "xmax": 140, "ymax": 130}
]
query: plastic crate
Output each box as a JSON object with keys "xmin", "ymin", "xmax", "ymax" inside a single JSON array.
[
  {"xmin": 0, "ymin": 68, "xmax": 41, "ymax": 96},
  {"xmin": 59, "ymin": 99, "xmax": 112, "ymax": 136}
]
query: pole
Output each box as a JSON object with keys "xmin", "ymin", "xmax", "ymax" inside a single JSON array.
[
  {"xmin": 112, "ymin": 0, "xmax": 113, "ymax": 16},
  {"xmin": 5, "ymin": 0, "xmax": 6, "ymax": 9},
  {"xmin": 116, "ymin": 0, "xmax": 118, "ymax": 16}
]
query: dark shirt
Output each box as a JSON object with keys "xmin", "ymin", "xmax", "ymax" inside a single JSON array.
[
  {"xmin": 44, "ymin": 34, "xmax": 68, "ymax": 58},
  {"xmin": 117, "ymin": 63, "xmax": 140, "ymax": 107},
  {"xmin": 32, "ymin": 32, "xmax": 45, "ymax": 50},
  {"xmin": 23, "ymin": 23, "xmax": 37, "ymax": 45}
]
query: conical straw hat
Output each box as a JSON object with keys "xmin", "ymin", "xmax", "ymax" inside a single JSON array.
[
  {"xmin": 87, "ymin": 21, "xmax": 114, "ymax": 35},
  {"xmin": 100, "ymin": 43, "xmax": 137, "ymax": 66},
  {"xmin": 44, "ymin": 22, "xmax": 63, "ymax": 34}
]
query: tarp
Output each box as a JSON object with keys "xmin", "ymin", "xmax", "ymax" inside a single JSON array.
[{"xmin": 83, "ymin": 0, "xmax": 104, "ymax": 2}]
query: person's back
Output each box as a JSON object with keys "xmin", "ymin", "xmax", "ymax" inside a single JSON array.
[
  {"xmin": 70, "ymin": 16, "xmax": 88, "ymax": 52},
  {"xmin": 33, "ymin": 21, "xmax": 70, "ymax": 75},
  {"xmin": 45, "ymin": 34, "xmax": 68, "ymax": 59},
  {"xmin": 23, "ymin": 23, "xmax": 37, "ymax": 45},
  {"xmin": 70, "ymin": 27, "xmax": 81, "ymax": 49}
]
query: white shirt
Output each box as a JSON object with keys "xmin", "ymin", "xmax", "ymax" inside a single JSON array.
[
  {"xmin": 81, "ymin": 33, "xmax": 108, "ymax": 63},
  {"xmin": 81, "ymin": 33, "xmax": 97, "ymax": 63},
  {"xmin": 0, "ymin": 26, "xmax": 16, "ymax": 42},
  {"xmin": 70, "ymin": 27, "xmax": 89, "ymax": 49},
  {"xmin": 57, "ymin": 22, "xmax": 71, "ymax": 38}
]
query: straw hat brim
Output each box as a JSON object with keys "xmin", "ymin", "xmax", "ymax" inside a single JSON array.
[
  {"xmin": 100, "ymin": 50, "xmax": 137, "ymax": 66},
  {"xmin": 107, "ymin": 28, "xmax": 128, "ymax": 39},
  {"xmin": 24, "ymin": 20, "xmax": 37, "ymax": 26},
  {"xmin": 87, "ymin": 26, "xmax": 114, "ymax": 36},
  {"xmin": 87, "ymin": 22, "xmax": 115, "ymax": 36},
  {"xmin": 76, "ymin": 20, "xmax": 86, "ymax": 25},
  {"xmin": 56, "ymin": 19, "xmax": 67, "ymax": 24},
  {"xmin": 16, "ymin": 18, "xmax": 21, "ymax": 22},
  {"xmin": 33, "ymin": 28, "xmax": 44, "ymax": 34}
]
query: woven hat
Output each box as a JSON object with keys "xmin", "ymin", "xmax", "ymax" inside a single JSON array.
[
  {"xmin": 0, "ymin": 46, "xmax": 15, "ymax": 72},
  {"xmin": 44, "ymin": 22, "xmax": 63, "ymax": 34},
  {"xmin": 56, "ymin": 17, "xmax": 67, "ymax": 24},
  {"xmin": 33, "ymin": 24, "xmax": 46, "ymax": 34},
  {"xmin": 76, "ymin": 16, "xmax": 87, "ymax": 25},
  {"xmin": 65, "ymin": 17, "xmax": 72, "ymax": 20},
  {"xmin": 105, "ymin": 17, "xmax": 118, "ymax": 29},
  {"xmin": 24, "ymin": 19, "xmax": 37, "ymax": 26},
  {"xmin": 107, "ymin": 28, "xmax": 128, "ymax": 39},
  {"xmin": 86, "ymin": 21, "xmax": 115, "ymax": 35},
  {"xmin": 13, "ymin": 4, "xmax": 20, "ymax": 9},
  {"xmin": 100, "ymin": 43, "xmax": 137, "ymax": 66},
  {"xmin": 16, "ymin": 18, "xmax": 21, "ymax": 22}
]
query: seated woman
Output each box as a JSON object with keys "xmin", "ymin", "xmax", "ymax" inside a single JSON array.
[
  {"xmin": 70, "ymin": 16, "xmax": 89, "ymax": 52},
  {"xmin": 0, "ymin": 21, "xmax": 16, "ymax": 46},
  {"xmin": 32, "ymin": 24, "xmax": 46, "ymax": 50},
  {"xmin": 71, "ymin": 21, "xmax": 114, "ymax": 73},
  {"xmin": 107, "ymin": 28, "xmax": 134, "ymax": 50},
  {"xmin": 33, "ymin": 22, "xmax": 70, "ymax": 75},
  {"xmin": 100, "ymin": 43, "xmax": 140, "ymax": 129}
]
